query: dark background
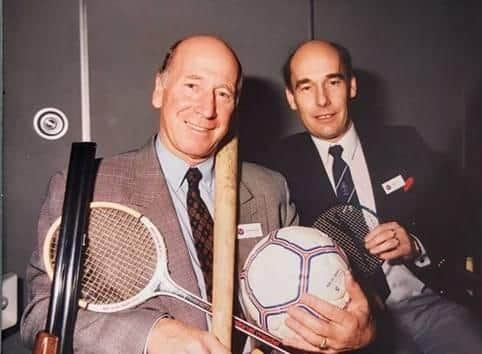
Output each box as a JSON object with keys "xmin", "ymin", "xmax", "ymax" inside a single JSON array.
[{"xmin": 2, "ymin": 1, "xmax": 482, "ymax": 352}]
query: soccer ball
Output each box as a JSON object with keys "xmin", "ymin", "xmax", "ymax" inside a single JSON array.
[{"xmin": 239, "ymin": 226, "xmax": 350, "ymax": 339}]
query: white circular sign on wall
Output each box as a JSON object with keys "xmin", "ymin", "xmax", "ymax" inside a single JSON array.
[{"xmin": 33, "ymin": 107, "xmax": 69, "ymax": 140}]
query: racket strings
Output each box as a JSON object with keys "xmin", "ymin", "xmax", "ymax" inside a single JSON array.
[
  {"xmin": 49, "ymin": 206, "xmax": 159, "ymax": 306},
  {"xmin": 313, "ymin": 205, "xmax": 382, "ymax": 277},
  {"xmin": 338, "ymin": 207, "xmax": 382, "ymax": 271}
]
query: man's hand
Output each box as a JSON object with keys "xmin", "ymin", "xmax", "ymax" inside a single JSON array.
[
  {"xmin": 364, "ymin": 221, "xmax": 418, "ymax": 262},
  {"xmin": 146, "ymin": 318, "xmax": 230, "ymax": 354},
  {"xmin": 282, "ymin": 273, "xmax": 375, "ymax": 353}
]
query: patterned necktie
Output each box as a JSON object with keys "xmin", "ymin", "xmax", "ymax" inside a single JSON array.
[
  {"xmin": 186, "ymin": 168, "xmax": 214, "ymax": 300},
  {"xmin": 328, "ymin": 145, "xmax": 390, "ymax": 300},
  {"xmin": 329, "ymin": 145, "xmax": 359, "ymax": 205}
]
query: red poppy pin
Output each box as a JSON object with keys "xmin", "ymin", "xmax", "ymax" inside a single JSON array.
[{"xmin": 403, "ymin": 176, "xmax": 415, "ymax": 192}]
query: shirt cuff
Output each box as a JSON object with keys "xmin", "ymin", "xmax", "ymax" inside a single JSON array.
[
  {"xmin": 410, "ymin": 233, "xmax": 431, "ymax": 267},
  {"xmin": 143, "ymin": 313, "xmax": 173, "ymax": 354}
]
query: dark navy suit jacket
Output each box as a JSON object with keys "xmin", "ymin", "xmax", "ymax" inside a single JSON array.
[{"xmin": 263, "ymin": 126, "xmax": 469, "ymax": 298}]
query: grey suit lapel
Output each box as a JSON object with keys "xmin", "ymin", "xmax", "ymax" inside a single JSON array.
[
  {"xmin": 238, "ymin": 179, "xmax": 257, "ymax": 222},
  {"xmin": 124, "ymin": 144, "xmax": 263, "ymax": 329},
  {"xmin": 127, "ymin": 138, "xmax": 202, "ymax": 299},
  {"xmin": 129, "ymin": 142, "xmax": 259, "ymax": 283},
  {"xmin": 236, "ymin": 174, "xmax": 267, "ymax": 275}
]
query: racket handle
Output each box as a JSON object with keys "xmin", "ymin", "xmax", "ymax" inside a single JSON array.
[
  {"xmin": 164, "ymin": 289, "xmax": 290, "ymax": 353},
  {"xmin": 232, "ymin": 317, "xmax": 290, "ymax": 353},
  {"xmin": 33, "ymin": 331, "xmax": 59, "ymax": 354}
]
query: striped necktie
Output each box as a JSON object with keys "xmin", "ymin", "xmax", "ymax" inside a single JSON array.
[
  {"xmin": 186, "ymin": 167, "xmax": 214, "ymax": 300},
  {"xmin": 328, "ymin": 145, "xmax": 390, "ymax": 300},
  {"xmin": 329, "ymin": 145, "xmax": 359, "ymax": 205}
]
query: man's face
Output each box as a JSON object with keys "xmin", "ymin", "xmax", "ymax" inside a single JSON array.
[
  {"xmin": 152, "ymin": 37, "xmax": 239, "ymax": 165},
  {"xmin": 285, "ymin": 42, "xmax": 357, "ymax": 142}
]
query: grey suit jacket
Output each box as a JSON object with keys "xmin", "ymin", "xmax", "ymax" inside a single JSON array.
[{"xmin": 21, "ymin": 137, "xmax": 298, "ymax": 353}]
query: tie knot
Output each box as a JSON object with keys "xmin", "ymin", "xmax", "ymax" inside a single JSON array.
[
  {"xmin": 186, "ymin": 168, "xmax": 202, "ymax": 189},
  {"xmin": 328, "ymin": 145, "xmax": 344, "ymax": 159}
]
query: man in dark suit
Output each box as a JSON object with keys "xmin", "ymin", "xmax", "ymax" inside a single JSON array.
[
  {"xmin": 21, "ymin": 36, "xmax": 375, "ymax": 353},
  {"xmin": 264, "ymin": 40, "xmax": 482, "ymax": 353}
]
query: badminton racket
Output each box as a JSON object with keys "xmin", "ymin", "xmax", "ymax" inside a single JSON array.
[{"xmin": 312, "ymin": 204, "xmax": 389, "ymax": 298}]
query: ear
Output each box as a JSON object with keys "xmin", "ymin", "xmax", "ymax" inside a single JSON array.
[
  {"xmin": 152, "ymin": 73, "xmax": 165, "ymax": 109},
  {"xmin": 349, "ymin": 76, "xmax": 357, "ymax": 99},
  {"xmin": 285, "ymin": 88, "xmax": 298, "ymax": 111}
]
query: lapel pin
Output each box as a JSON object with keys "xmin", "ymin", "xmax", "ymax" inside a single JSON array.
[{"xmin": 403, "ymin": 176, "xmax": 415, "ymax": 192}]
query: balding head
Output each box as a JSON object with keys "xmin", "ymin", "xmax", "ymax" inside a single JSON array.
[
  {"xmin": 283, "ymin": 40, "xmax": 353, "ymax": 92},
  {"xmin": 160, "ymin": 35, "xmax": 243, "ymax": 96}
]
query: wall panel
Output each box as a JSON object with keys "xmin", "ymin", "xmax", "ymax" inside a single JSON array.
[
  {"xmin": 85, "ymin": 0, "xmax": 310, "ymax": 160},
  {"xmin": 3, "ymin": 0, "xmax": 81, "ymax": 349},
  {"xmin": 313, "ymin": 0, "xmax": 470, "ymax": 163},
  {"xmin": 5, "ymin": 1, "xmax": 481, "ymax": 352},
  {"xmin": 2, "ymin": 1, "xmax": 309, "ymax": 352}
]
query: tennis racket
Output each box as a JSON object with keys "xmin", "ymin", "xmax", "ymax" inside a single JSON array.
[{"xmin": 43, "ymin": 201, "xmax": 291, "ymax": 353}]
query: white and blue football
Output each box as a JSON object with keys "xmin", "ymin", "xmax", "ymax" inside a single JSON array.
[{"xmin": 239, "ymin": 226, "xmax": 350, "ymax": 339}]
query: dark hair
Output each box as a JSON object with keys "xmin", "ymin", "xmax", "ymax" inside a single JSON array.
[{"xmin": 282, "ymin": 40, "xmax": 353, "ymax": 91}]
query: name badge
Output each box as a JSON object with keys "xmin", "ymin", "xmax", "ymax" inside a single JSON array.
[
  {"xmin": 382, "ymin": 175, "xmax": 405, "ymax": 195},
  {"xmin": 237, "ymin": 223, "xmax": 263, "ymax": 239}
]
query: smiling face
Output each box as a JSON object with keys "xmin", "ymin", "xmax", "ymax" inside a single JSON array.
[
  {"xmin": 152, "ymin": 36, "xmax": 240, "ymax": 165},
  {"xmin": 285, "ymin": 41, "xmax": 357, "ymax": 142}
]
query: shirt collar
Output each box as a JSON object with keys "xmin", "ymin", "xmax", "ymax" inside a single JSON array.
[
  {"xmin": 155, "ymin": 135, "xmax": 214, "ymax": 192},
  {"xmin": 311, "ymin": 122, "xmax": 360, "ymax": 164}
]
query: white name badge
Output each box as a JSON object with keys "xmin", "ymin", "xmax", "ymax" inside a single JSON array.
[
  {"xmin": 237, "ymin": 223, "xmax": 263, "ymax": 239},
  {"xmin": 382, "ymin": 175, "xmax": 405, "ymax": 195}
]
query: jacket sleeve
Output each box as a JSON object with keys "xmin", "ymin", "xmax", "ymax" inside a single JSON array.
[{"xmin": 399, "ymin": 133, "xmax": 471, "ymax": 292}]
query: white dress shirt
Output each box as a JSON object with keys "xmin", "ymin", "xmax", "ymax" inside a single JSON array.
[{"xmin": 311, "ymin": 123, "xmax": 428, "ymax": 305}]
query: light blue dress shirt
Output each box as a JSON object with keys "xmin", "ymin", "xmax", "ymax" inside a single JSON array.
[{"xmin": 155, "ymin": 135, "xmax": 215, "ymax": 303}]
